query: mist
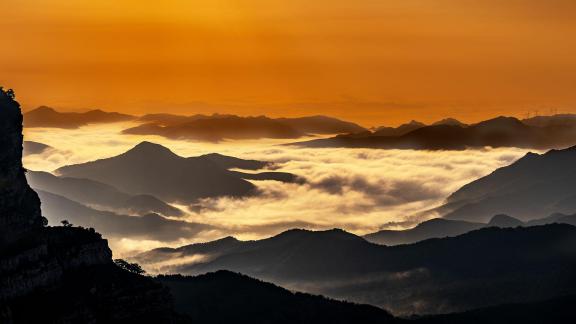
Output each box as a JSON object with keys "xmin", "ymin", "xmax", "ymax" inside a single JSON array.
[{"xmin": 23, "ymin": 123, "xmax": 531, "ymax": 255}]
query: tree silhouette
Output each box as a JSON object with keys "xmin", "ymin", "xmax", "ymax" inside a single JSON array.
[
  {"xmin": 61, "ymin": 220, "xmax": 73, "ymax": 227},
  {"xmin": 114, "ymin": 259, "xmax": 146, "ymax": 275}
]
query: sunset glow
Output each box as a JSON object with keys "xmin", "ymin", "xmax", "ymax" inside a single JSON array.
[{"xmin": 3, "ymin": 0, "xmax": 576, "ymax": 125}]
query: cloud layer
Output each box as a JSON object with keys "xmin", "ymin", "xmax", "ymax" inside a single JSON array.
[{"xmin": 23, "ymin": 124, "xmax": 531, "ymax": 255}]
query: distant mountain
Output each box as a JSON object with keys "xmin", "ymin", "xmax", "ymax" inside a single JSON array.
[
  {"xmin": 487, "ymin": 214, "xmax": 524, "ymax": 227},
  {"xmin": 125, "ymin": 114, "xmax": 366, "ymax": 141},
  {"xmin": 364, "ymin": 214, "xmax": 538, "ymax": 246},
  {"xmin": 24, "ymin": 106, "xmax": 135, "ymax": 128},
  {"xmin": 522, "ymin": 114, "xmax": 576, "ymax": 128},
  {"xmin": 364, "ymin": 218, "xmax": 485, "ymax": 245},
  {"xmin": 37, "ymin": 190, "xmax": 213, "ymax": 241},
  {"xmin": 55, "ymin": 142, "xmax": 298, "ymax": 203},
  {"xmin": 277, "ymin": 115, "xmax": 367, "ymax": 134},
  {"xmin": 432, "ymin": 118, "xmax": 467, "ymax": 127},
  {"xmin": 137, "ymin": 225, "xmax": 576, "ymax": 315},
  {"xmin": 292, "ymin": 116, "xmax": 576, "ymax": 150},
  {"xmin": 27, "ymin": 171, "xmax": 183, "ymax": 217},
  {"xmin": 23, "ymin": 141, "xmax": 52, "ymax": 155},
  {"xmin": 442, "ymin": 145, "xmax": 576, "ymax": 222},
  {"xmin": 124, "ymin": 116, "xmax": 303, "ymax": 142},
  {"xmin": 157, "ymin": 271, "xmax": 399, "ymax": 324},
  {"xmin": 525, "ymin": 212, "xmax": 576, "ymax": 227},
  {"xmin": 374, "ymin": 120, "xmax": 426, "ymax": 137},
  {"xmin": 200, "ymin": 152, "xmax": 269, "ymax": 170}
]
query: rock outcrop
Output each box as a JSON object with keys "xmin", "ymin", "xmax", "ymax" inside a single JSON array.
[{"xmin": 0, "ymin": 88, "xmax": 176, "ymax": 323}]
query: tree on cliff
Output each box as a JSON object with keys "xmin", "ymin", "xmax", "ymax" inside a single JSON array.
[
  {"xmin": 0, "ymin": 87, "xmax": 15, "ymax": 99},
  {"xmin": 114, "ymin": 259, "xmax": 146, "ymax": 275}
]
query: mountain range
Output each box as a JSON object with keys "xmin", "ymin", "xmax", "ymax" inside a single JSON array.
[
  {"xmin": 135, "ymin": 224, "xmax": 576, "ymax": 315},
  {"xmin": 156, "ymin": 270, "xmax": 576, "ymax": 324},
  {"xmin": 22, "ymin": 141, "xmax": 52, "ymax": 155},
  {"xmin": 27, "ymin": 170, "xmax": 183, "ymax": 217},
  {"xmin": 24, "ymin": 106, "xmax": 135, "ymax": 128},
  {"xmin": 437, "ymin": 145, "xmax": 576, "ymax": 222},
  {"xmin": 36, "ymin": 190, "xmax": 214, "ymax": 242},
  {"xmin": 124, "ymin": 114, "xmax": 367, "ymax": 142},
  {"xmin": 55, "ymin": 141, "xmax": 298, "ymax": 204},
  {"xmin": 364, "ymin": 213, "xmax": 575, "ymax": 245},
  {"xmin": 293, "ymin": 115, "xmax": 576, "ymax": 150}
]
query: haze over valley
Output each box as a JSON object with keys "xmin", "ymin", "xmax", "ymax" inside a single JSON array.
[{"xmin": 21, "ymin": 112, "xmax": 535, "ymax": 255}]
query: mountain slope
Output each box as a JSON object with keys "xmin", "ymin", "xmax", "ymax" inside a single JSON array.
[
  {"xmin": 364, "ymin": 218, "xmax": 485, "ymax": 245},
  {"xmin": 127, "ymin": 114, "xmax": 366, "ymax": 141},
  {"xmin": 442, "ymin": 145, "xmax": 576, "ymax": 222},
  {"xmin": 292, "ymin": 116, "xmax": 576, "ymax": 150},
  {"xmin": 27, "ymin": 171, "xmax": 183, "ymax": 217},
  {"xmin": 24, "ymin": 106, "xmax": 135, "ymax": 128},
  {"xmin": 55, "ymin": 142, "xmax": 295, "ymax": 203},
  {"xmin": 158, "ymin": 271, "xmax": 399, "ymax": 324},
  {"xmin": 23, "ymin": 141, "xmax": 52, "ymax": 155},
  {"xmin": 37, "ymin": 190, "xmax": 213, "ymax": 242},
  {"xmin": 138, "ymin": 225, "xmax": 576, "ymax": 315}
]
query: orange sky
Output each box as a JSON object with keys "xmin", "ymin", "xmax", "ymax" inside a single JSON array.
[{"xmin": 1, "ymin": 0, "xmax": 576, "ymax": 126}]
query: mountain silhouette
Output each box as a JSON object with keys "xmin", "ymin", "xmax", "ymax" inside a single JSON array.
[
  {"xmin": 157, "ymin": 271, "xmax": 399, "ymax": 324},
  {"xmin": 27, "ymin": 170, "xmax": 183, "ymax": 217},
  {"xmin": 522, "ymin": 113, "xmax": 576, "ymax": 128},
  {"xmin": 364, "ymin": 218, "xmax": 485, "ymax": 245},
  {"xmin": 276, "ymin": 115, "xmax": 367, "ymax": 134},
  {"xmin": 136, "ymin": 225, "xmax": 576, "ymax": 315},
  {"xmin": 487, "ymin": 214, "xmax": 524, "ymax": 227},
  {"xmin": 374, "ymin": 120, "xmax": 426, "ymax": 136},
  {"xmin": 124, "ymin": 114, "xmax": 366, "ymax": 141},
  {"xmin": 366, "ymin": 211, "xmax": 576, "ymax": 246},
  {"xmin": 23, "ymin": 141, "xmax": 52, "ymax": 155},
  {"xmin": 24, "ymin": 106, "xmax": 135, "ymax": 128},
  {"xmin": 292, "ymin": 116, "xmax": 576, "ymax": 150},
  {"xmin": 442, "ymin": 145, "xmax": 576, "ymax": 222},
  {"xmin": 37, "ymin": 190, "xmax": 213, "ymax": 241},
  {"xmin": 55, "ymin": 141, "xmax": 297, "ymax": 203},
  {"xmin": 199, "ymin": 152, "xmax": 269, "ymax": 170},
  {"xmin": 431, "ymin": 118, "xmax": 467, "ymax": 127}
]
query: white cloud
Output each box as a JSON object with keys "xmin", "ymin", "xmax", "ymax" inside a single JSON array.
[{"xmin": 23, "ymin": 124, "xmax": 533, "ymax": 255}]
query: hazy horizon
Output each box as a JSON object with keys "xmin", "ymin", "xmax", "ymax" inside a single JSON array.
[{"xmin": 3, "ymin": 0, "xmax": 576, "ymax": 125}]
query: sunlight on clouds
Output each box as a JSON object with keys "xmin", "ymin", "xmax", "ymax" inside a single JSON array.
[{"xmin": 23, "ymin": 124, "xmax": 532, "ymax": 255}]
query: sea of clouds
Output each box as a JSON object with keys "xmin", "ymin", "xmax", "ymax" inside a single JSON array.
[{"xmin": 23, "ymin": 123, "xmax": 532, "ymax": 255}]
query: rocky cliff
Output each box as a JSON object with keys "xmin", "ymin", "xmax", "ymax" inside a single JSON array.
[{"xmin": 0, "ymin": 88, "xmax": 177, "ymax": 323}]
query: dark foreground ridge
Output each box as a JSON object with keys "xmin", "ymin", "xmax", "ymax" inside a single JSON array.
[{"xmin": 0, "ymin": 89, "xmax": 177, "ymax": 323}]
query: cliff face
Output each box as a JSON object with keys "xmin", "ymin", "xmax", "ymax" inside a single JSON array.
[
  {"xmin": 0, "ymin": 91, "xmax": 44, "ymax": 245},
  {"xmin": 0, "ymin": 89, "xmax": 176, "ymax": 323}
]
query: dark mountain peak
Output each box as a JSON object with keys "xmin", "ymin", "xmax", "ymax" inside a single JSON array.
[
  {"xmin": 274, "ymin": 228, "xmax": 364, "ymax": 243},
  {"xmin": 474, "ymin": 116, "xmax": 525, "ymax": 129},
  {"xmin": 432, "ymin": 118, "xmax": 466, "ymax": 127},
  {"xmin": 416, "ymin": 218, "xmax": 454, "ymax": 227},
  {"xmin": 217, "ymin": 236, "xmax": 240, "ymax": 243},
  {"xmin": 406, "ymin": 120, "xmax": 425, "ymax": 126},
  {"xmin": 488, "ymin": 214, "xmax": 524, "ymax": 228},
  {"xmin": 513, "ymin": 151, "xmax": 541, "ymax": 165},
  {"xmin": 30, "ymin": 105, "xmax": 57, "ymax": 113},
  {"xmin": 125, "ymin": 141, "xmax": 177, "ymax": 158}
]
